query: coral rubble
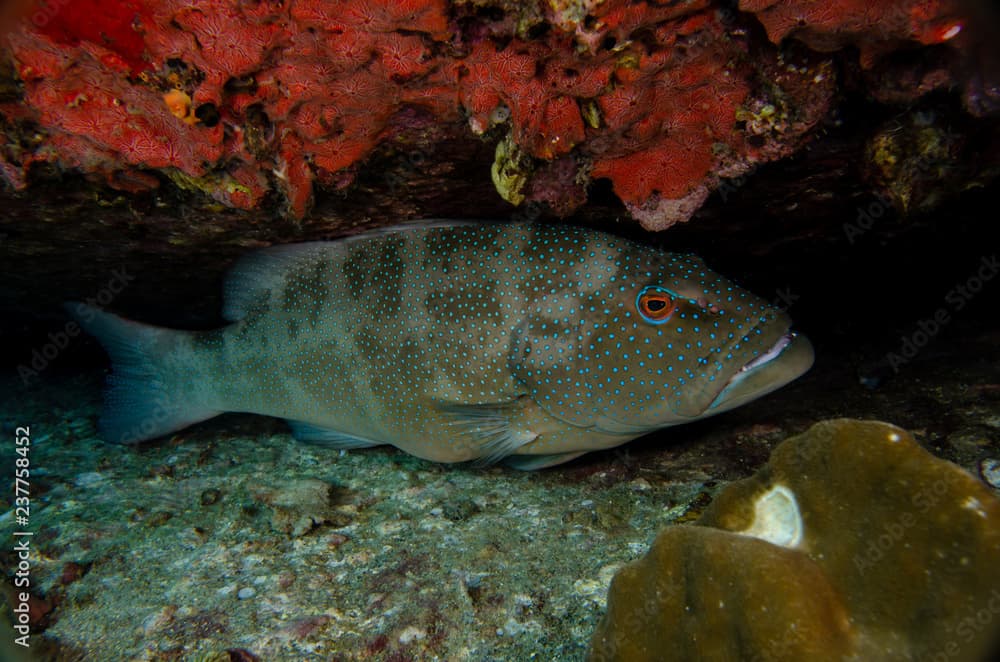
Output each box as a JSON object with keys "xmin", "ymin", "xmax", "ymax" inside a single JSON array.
[
  {"xmin": 0, "ymin": 0, "xmax": 983, "ymax": 228},
  {"xmin": 250, "ymin": 478, "xmax": 357, "ymax": 537},
  {"xmin": 590, "ymin": 419, "xmax": 1000, "ymax": 662}
]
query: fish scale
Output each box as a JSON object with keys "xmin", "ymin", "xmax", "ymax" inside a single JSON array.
[{"xmin": 68, "ymin": 221, "xmax": 813, "ymax": 469}]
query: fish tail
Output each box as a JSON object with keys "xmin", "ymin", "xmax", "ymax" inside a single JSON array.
[{"xmin": 65, "ymin": 303, "xmax": 219, "ymax": 444}]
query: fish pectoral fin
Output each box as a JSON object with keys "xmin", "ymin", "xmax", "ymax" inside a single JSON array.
[
  {"xmin": 286, "ymin": 420, "xmax": 381, "ymax": 449},
  {"xmin": 435, "ymin": 401, "xmax": 537, "ymax": 466},
  {"xmin": 503, "ymin": 451, "xmax": 588, "ymax": 471}
]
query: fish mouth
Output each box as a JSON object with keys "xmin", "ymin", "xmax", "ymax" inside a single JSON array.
[
  {"xmin": 707, "ymin": 331, "xmax": 814, "ymax": 415},
  {"xmin": 737, "ymin": 332, "xmax": 796, "ymax": 375}
]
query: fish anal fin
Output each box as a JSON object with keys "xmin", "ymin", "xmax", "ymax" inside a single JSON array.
[{"xmin": 286, "ymin": 420, "xmax": 381, "ymax": 449}]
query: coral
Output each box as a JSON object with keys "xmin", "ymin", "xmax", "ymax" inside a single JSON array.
[
  {"xmin": 31, "ymin": 0, "xmax": 152, "ymax": 75},
  {"xmin": 1, "ymin": 0, "xmax": 455, "ymax": 214},
  {"xmin": 0, "ymin": 0, "xmax": 988, "ymax": 225},
  {"xmin": 491, "ymin": 131, "xmax": 532, "ymax": 205},
  {"xmin": 523, "ymin": 154, "xmax": 587, "ymax": 216},
  {"xmin": 590, "ymin": 526, "xmax": 855, "ymax": 661},
  {"xmin": 590, "ymin": 419, "xmax": 1000, "ymax": 662},
  {"xmin": 740, "ymin": 0, "xmax": 965, "ymax": 67},
  {"xmin": 740, "ymin": 0, "xmax": 1000, "ymax": 118}
]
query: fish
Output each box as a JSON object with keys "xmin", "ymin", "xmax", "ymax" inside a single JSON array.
[{"xmin": 68, "ymin": 221, "xmax": 814, "ymax": 470}]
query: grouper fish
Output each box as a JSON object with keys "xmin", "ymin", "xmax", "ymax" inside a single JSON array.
[{"xmin": 69, "ymin": 221, "xmax": 813, "ymax": 470}]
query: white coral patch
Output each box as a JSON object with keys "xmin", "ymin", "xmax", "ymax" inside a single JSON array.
[
  {"xmin": 962, "ymin": 496, "xmax": 988, "ymax": 519},
  {"xmin": 739, "ymin": 484, "xmax": 803, "ymax": 549}
]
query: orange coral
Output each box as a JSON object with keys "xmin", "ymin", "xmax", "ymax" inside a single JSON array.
[
  {"xmin": 740, "ymin": 0, "xmax": 966, "ymax": 67},
  {"xmin": 0, "ymin": 0, "xmax": 978, "ymax": 225},
  {"xmin": 162, "ymin": 88, "xmax": 196, "ymax": 124}
]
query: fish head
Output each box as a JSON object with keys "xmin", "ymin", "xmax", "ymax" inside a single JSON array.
[{"xmin": 509, "ymin": 249, "xmax": 813, "ymax": 436}]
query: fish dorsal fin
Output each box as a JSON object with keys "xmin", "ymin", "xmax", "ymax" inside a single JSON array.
[
  {"xmin": 223, "ymin": 243, "xmax": 331, "ymax": 321},
  {"xmin": 222, "ymin": 220, "xmax": 491, "ymax": 321}
]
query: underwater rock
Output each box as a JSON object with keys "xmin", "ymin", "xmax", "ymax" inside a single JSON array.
[
  {"xmin": 590, "ymin": 419, "xmax": 1000, "ymax": 662},
  {"xmin": 862, "ymin": 107, "xmax": 1000, "ymax": 215},
  {"xmin": 249, "ymin": 478, "xmax": 355, "ymax": 538}
]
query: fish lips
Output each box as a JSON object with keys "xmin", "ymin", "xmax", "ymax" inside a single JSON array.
[
  {"xmin": 659, "ymin": 318, "xmax": 808, "ymax": 421},
  {"xmin": 705, "ymin": 330, "xmax": 814, "ymax": 415}
]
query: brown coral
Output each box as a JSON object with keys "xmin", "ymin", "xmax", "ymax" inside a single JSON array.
[{"xmin": 590, "ymin": 419, "xmax": 1000, "ymax": 662}]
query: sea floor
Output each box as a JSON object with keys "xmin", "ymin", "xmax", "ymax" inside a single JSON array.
[{"xmin": 2, "ymin": 322, "xmax": 999, "ymax": 661}]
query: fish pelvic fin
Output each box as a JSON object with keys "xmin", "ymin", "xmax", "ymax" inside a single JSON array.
[
  {"xmin": 503, "ymin": 451, "xmax": 588, "ymax": 471},
  {"xmin": 436, "ymin": 400, "xmax": 538, "ymax": 466},
  {"xmin": 65, "ymin": 303, "xmax": 220, "ymax": 444}
]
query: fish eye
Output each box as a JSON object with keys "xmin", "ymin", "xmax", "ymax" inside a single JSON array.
[{"xmin": 636, "ymin": 286, "xmax": 678, "ymax": 324}]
